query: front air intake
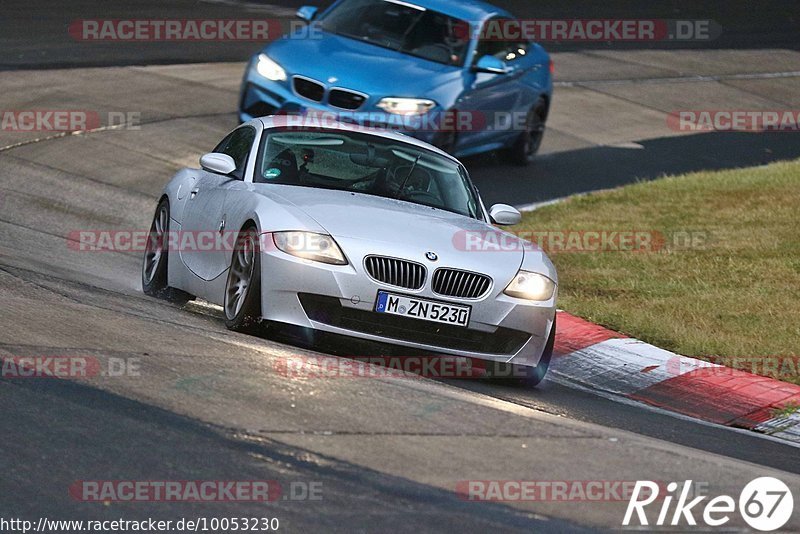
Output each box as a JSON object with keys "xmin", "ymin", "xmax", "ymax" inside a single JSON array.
[
  {"xmin": 364, "ymin": 256, "xmax": 426, "ymax": 290},
  {"xmin": 432, "ymin": 268, "xmax": 491, "ymax": 299}
]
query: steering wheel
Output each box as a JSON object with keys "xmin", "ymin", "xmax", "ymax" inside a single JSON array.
[
  {"xmin": 349, "ymin": 168, "xmax": 385, "ymax": 187},
  {"xmin": 412, "ymin": 43, "xmax": 453, "ymax": 64},
  {"xmin": 399, "ymin": 190, "xmax": 441, "ymax": 205}
]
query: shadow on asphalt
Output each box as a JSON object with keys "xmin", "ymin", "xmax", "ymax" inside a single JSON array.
[
  {"xmin": 252, "ymin": 324, "xmax": 800, "ymax": 474},
  {"xmin": 0, "ymin": 373, "xmax": 590, "ymax": 532},
  {"xmin": 466, "ymin": 131, "xmax": 800, "ymax": 206}
]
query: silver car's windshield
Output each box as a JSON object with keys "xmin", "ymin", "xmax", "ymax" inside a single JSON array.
[{"xmin": 256, "ymin": 128, "xmax": 481, "ymax": 219}]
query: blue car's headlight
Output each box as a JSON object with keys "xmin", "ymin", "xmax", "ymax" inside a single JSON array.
[
  {"xmin": 376, "ymin": 98, "xmax": 436, "ymax": 116},
  {"xmin": 256, "ymin": 53, "xmax": 287, "ymax": 82}
]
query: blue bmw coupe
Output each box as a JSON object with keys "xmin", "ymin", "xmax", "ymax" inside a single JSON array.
[{"xmin": 239, "ymin": 0, "xmax": 553, "ymax": 165}]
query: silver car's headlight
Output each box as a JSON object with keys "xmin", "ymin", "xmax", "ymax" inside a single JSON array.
[
  {"xmin": 376, "ymin": 97, "xmax": 436, "ymax": 116},
  {"xmin": 256, "ymin": 53, "xmax": 287, "ymax": 81},
  {"xmin": 504, "ymin": 270, "xmax": 556, "ymax": 301},
  {"xmin": 273, "ymin": 231, "xmax": 347, "ymax": 265}
]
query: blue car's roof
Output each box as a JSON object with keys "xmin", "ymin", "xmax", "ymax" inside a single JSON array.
[{"xmin": 371, "ymin": 0, "xmax": 509, "ymax": 22}]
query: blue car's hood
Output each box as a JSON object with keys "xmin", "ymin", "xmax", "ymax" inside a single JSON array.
[{"xmin": 264, "ymin": 30, "xmax": 462, "ymax": 99}]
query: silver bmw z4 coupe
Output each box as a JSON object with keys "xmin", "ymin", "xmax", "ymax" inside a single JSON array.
[{"xmin": 142, "ymin": 116, "xmax": 557, "ymax": 385}]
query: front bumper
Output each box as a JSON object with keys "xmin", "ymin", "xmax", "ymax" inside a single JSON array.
[
  {"xmin": 239, "ymin": 63, "xmax": 439, "ymax": 145},
  {"xmin": 258, "ymin": 239, "xmax": 556, "ymax": 368}
]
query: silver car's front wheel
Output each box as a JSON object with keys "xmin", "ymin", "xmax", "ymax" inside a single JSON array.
[{"xmin": 224, "ymin": 226, "xmax": 262, "ymax": 332}]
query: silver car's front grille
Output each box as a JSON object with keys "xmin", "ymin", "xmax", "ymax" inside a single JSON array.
[
  {"xmin": 432, "ymin": 268, "xmax": 492, "ymax": 299},
  {"xmin": 364, "ymin": 256, "xmax": 426, "ymax": 290}
]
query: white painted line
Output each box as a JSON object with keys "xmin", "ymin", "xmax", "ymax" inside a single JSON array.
[
  {"xmin": 555, "ymin": 70, "xmax": 800, "ymax": 88},
  {"xmin": 516, "ymin": 185, "xmax": 624, "ymax": 212},
  {"xmin": 552, "ymin": 338, "xmax": 721, "ymax": 395},
  {"xmin": 516, "ymin": 197, "xmax": 565, "ymax": 212},
  {"xmin": 607, "ymin": 142, "xmax": 644, "ymax": 149}
]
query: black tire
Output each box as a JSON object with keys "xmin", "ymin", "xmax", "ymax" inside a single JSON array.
[
  {"xmin": 485, "ymin": 315, "xmax": 556, "ymax": 387},
  {"xmin": 508, "ymin": 98, "xmax": 547, "ymax": 166},
  {"xmin": 223, "ymin": 225, "xmax": 262, "ymax": 333},
  {"xmin": 141, "ymin": 199, "xmax": 192, "ymax": 305}
]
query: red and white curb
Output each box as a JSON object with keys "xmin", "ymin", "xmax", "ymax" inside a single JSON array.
[{"xmin": 551, "ymin": 311, "xmax": 800, "ymax": 444}]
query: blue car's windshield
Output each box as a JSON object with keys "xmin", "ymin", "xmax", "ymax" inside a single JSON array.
[
  {"xmin": 318, "ymin": 0, "xmax": 470, "ymax": 67},
  {"xmin": 256, "ymin": 128, "xmax": 481, "ymax": 219}
]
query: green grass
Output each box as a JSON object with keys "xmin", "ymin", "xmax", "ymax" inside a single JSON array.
[{"xmin": 515, "ymin": 159, "xmax": 800, "ymax": 382}]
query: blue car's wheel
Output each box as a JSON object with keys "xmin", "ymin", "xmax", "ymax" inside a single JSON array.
[{"xmin": 509, "ymin": 98, "xmax": 547, "ymax": 166}]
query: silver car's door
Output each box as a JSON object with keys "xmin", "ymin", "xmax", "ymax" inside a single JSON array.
[
  {"xmin": 180, "ymin": 125, "xmax": 258, "ymax": 281},
  {"xmin": 178, "ymin": 172, "xmax": 230, "ymax": 281}
]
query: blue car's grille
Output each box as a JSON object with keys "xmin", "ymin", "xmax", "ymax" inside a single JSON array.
[
  {"xmin": 293, "ymin": 76, "xmax": 325, "ymax": 102},
  {"xmin": 432, "ymin": 268, "xmax": 491, "ymax": 299},
  {"xmin": 329, "ymin": 89, "xmax": 366, "ymax": 110},
  {"xmin": 364, "ymin": 256, "xmax": 426, "ymax": 290}
]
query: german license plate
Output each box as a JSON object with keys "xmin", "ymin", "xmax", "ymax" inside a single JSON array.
[{"xmin": 375, "ymin": 291, "xmax": 470, "ymax": 327}]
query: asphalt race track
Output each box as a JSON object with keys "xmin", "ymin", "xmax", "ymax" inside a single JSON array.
[{"xmin": 1, "ymin": 1, "xmax": 800, "ymax": 531}]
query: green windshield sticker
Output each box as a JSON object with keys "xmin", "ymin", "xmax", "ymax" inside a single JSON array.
[{"xmin": 264, "ymin": 168, "xmax": 282, "ymax": 180}]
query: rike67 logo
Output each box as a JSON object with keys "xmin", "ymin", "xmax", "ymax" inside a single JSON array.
[{"xmin": 624, "ymin": 477, "xmax": 794, "ymax": 531}]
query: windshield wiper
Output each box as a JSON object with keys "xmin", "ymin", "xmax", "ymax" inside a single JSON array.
[{"xmin": 395, "ymin": 154, "xmax": 421, "ymax": 199}]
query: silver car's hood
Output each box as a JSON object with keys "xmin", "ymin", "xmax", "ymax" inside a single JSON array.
[{"xmin": 257, "ymin": 185, "xmax": 554, "ymax": 282}]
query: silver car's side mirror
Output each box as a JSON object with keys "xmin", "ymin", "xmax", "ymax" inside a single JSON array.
[
  {"xmin": 200, "ymin": 153, "xmax": 237, "ymax": 175},
  {"xmin": 489, "ymin": 204, "xmax": 522, "ymax": 225},
  {"xmin": 473, "ymin": 55, "xmax": 508, "ymax": 74},
  {"xmin": 296, "ymin": 6, "xmax": 318, "ymax": 22}
]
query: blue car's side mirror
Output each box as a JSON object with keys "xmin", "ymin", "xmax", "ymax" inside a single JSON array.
[
  {"xmin": 296, "ymin": 6, "xmax": 318, "ymax": 22},
  {"xmin": 473, "ymin": 55, "xmax": 508, "ymax": 74}
]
